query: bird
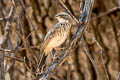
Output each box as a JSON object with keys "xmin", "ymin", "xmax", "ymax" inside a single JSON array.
[{"xmin": 37, "ymin": 12, "xmax": 72, "ymax": 72}]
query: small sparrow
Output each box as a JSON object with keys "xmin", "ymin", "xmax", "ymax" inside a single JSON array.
[{"xmin": 37, "ymin": 12, "xmax": 72, "ymax": 71}]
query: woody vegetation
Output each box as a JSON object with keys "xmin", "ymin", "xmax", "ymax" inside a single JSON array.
[{"xmin": 0, "ymin": 0, "xmax": 120, "ymax": 80}]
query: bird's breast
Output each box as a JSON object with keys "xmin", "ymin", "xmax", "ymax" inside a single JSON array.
[
  {"xmin": 47, "ymin": 31, "xmax": 68, "ymax": 48},
  {"xmin": 44, "ymin": 23, "xmax": 71, "ymax": 53}
]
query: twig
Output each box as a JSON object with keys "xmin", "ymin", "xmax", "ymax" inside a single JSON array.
[
  {"xmin": 58, "ymin": 0, "xmax": 79, "ymax": 23},
  {"xmin": 0, "ymin": 6, "xmax": 14, "ymax": 21},
  {"xmin": 6, "ymin": 36, "xmax": 15, "ymax": 80},
  {"xmin": 79, "ymin": 0, "xmax": 84, "ymax": 20},
  {"xmin": 92, "ymin": 37, "xmax": 109, "ymax": 80},
  {"xmin": 11, "ymin": 0, "xmax": 36, "ymax": 74},
  {"xmin": 118, "ymin": 72, "xmax": 120, "ymax": 80},
  {"xmin": 92, "ymin": 6, "xmax": 119, "ymax": 20},
  {"xmin": 118, "ymin": 0, "xmax": 120, "ymax": 9},
  {"xmin": 38, "ymin": 0, "xmax": 93, "ymax": 79},
  {"xmin": 0, "ymin": 45, "xmax": 40, "ymax": 53},
  {"xmin": 19, "ymin": 0, "xmax": 42, "ymax": 42},
  {"xmin": 0, "ymin": 5, "xmax": 14, "ymax": 80},
  {"xmin": 5, "ymin": 55, "xmax": 23, "ymax": 63},
  {"xmin": 82, "ymin": 38, "xmax": 102, "ymax": 80},
  {"xmin": 0, "ymin": 48, "xmax": 13, "ymax": 52}
]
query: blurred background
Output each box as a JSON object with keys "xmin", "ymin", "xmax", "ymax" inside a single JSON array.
[{"xmin": 0, "ymin": 0, "xmax": 120, "ymax": 80}]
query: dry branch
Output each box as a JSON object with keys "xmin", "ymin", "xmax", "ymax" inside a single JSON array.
[{"xmin": 0, "ymin": 5, "xmax": 14, "ymax": 80}]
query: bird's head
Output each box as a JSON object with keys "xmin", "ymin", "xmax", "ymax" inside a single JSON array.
[{"xmin": 55, "ymin": 12, "xmax": 72, "ymax": 23}]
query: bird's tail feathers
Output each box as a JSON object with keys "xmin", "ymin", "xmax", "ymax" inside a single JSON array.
[{"xmin": 36, "ymin": 52, "xmax": 47, "ymax": 72}]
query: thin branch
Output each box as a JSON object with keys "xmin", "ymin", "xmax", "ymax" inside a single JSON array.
[
  {"xmin": 0, "ymin": 6, "xmax": 14, "ymax": 21},
  {"xmin": 19, "ymin": 0, "xmax": 42, "ymax": 42},
  {"xmin": 79, "ymin": 0, "xmax": 84, "ymax": 20},
  {"xmin": 0, "ymin": 48, "xmax": 13, "ymax": 52},
  {"xmin": 0, "ymin": 5, "xmax": 14, "ymax": 80},
  {"xmin": 6, "ymin": 36, "xmax": 15, "ymax": 80},
  {"xmin": 118, "ymin": 0, "xmax": 120, "ymax": 9},
  {"xmin": 92, "ymin": 37, "xmax": 110, "ymax": 80},
  {"xmin": 118, "ymin": 72, "xmax": 120, "ymax": 80},
  {"xmin": 5, "ymin": 55, "xmax": 23, "ymax": 63},
  {"xmin": 11, "ymin": 1, "xmax": 36, "ymax": 73},
  {"xmin": 0, "ymin": 45, "xmax": 40, "ymax": 53},
  {"xmin": 82, "ymin": 38, "xmax": 102, "ymax": 80},
  {"xmin": 58, "ymin": 0, "xmax": 79, "ymax": 23},
  {"xmin": 92, "ymin": 6, "xmax": 119, "ymax": 20}
]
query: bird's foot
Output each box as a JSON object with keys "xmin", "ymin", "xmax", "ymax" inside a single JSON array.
[{"xmin": 50, "ymin": 50, "xmax": 57, "ymax": 60}]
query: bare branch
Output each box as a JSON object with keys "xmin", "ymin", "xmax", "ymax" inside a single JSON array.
[
  {"xmin": 92, "ymin": 37, "xmax": 110, "ymax": 80},
  {"xmin": 5, "ymin": 55, "xmax": 23, "ymax": 63},
  {"xmin": 92, "ymin": 6, "xmax": 119, "ymax": 20},
  {"xmin": 58, "ymin": 0, "xmax": 79, "ymax": 23},
  {"xmin": 18, "ymin": 0, "xmax": 42, "ymax": 42},
  {"xmin": 118, "ymin": 0, "xmax": 120, "ymax": 9},
  {"xmin": 82, "ymin": 37, "xmax": 102, "ymax": 80},
  {"xmin": 118, "ymin": 72, "xmax": 120, "ymax": 80},
  {"xmin": 0, "ymin": 6, "xmax": 14, "ymax": 21},
  {"xmin": 79, "ymin": 0, "xmax": 84, "ymax": 20},
  {"xmin": 0, "ymin": 5, "xmax": 14, "ymax": 80}
]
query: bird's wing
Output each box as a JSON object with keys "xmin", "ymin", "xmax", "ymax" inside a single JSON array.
[
  {"xmin": 38, "ymin": 23, "xmax": 62, "ymax": 71},
  {"xmin": 41, "ymin": 23, "xmax": 61, "ymax": 52}
]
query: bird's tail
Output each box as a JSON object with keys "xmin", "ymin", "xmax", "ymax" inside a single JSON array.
[{"xmin": 36, "ymin": 52, "xmax": 47, "ymax": 72}]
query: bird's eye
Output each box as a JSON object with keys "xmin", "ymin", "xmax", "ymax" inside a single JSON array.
[{"xmin": 60, "ymin": 15, "xmax": 66, "ymax": 18}]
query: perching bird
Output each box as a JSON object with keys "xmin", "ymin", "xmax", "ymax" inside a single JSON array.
[{"xmin": 37, "ymin": 12, "xmax": 72, "ymax": 71}]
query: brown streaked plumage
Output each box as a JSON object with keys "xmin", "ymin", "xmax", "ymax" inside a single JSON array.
[{"xmin": 38, "ymin": 12, "xmax": 72, "ymax": 71}]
